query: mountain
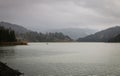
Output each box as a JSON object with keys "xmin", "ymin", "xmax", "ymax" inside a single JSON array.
[
  {"xmin": 0, "ymin": 21, "xmax": 30, "ymax": 33},
  {"xmin": 44, "ymin": 28, "xmax": 97, "ymax": 40},
  {"xmin": 0, "ymin": 21, "xmax": 72, "ymax": 42},
  {"xmin": 0, "ymin": 21, "xmax": 97, "ymax": 41},
  {"xmin": 108, "ymin": 34, "xmax": 120, "ymax": 42},
  {"xmin": 77, "ymin": 26, "xmax": 120, "ymax": 42}
]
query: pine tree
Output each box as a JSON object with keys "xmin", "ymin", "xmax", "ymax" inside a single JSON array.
[{"xmin": 0, "ymin": 26, "xmax": 17, "ymax": 42}]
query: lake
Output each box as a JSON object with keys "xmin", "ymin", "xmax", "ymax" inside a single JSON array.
[{"xmin": 0, "ymin": 43, "xmax": 120, "ymax": 76}]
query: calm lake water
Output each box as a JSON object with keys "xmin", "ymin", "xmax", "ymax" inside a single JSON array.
[{"xmin": 0, "ymin": 43, "xmax": 120, "ymax": 76}]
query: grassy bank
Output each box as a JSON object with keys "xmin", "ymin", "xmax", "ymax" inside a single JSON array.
[{"xmin": 0, "ymin": 41, "xmax": 27, "ymax": 46}]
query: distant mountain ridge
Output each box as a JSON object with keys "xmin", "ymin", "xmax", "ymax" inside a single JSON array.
[
  {"xmin": 0, "ymin": 21, "xmax": 97, "ymax": 41},
  {"xmin": 45, "ymin": 28, "xmax": 97, "ymax": 40},
  {"xmin": 2, "ymin": 21, "xmax": 120, "ymax": 42},
  {"xmin": 0, "ymin": 21, "xmax": 72, "ymax": 42},
  {"xmin": 77, "ymin": 26, "xmax": 120, "ymax": 42}
]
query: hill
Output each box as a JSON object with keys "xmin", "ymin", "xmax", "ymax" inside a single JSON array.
[
  {"xmin": 0, "ymin": 21, "xmax": 30, "ymax": 33},
  {"xmin": 0, "ymin": 21, "xmax": 72, "ymax": 42},
  {"xmin": 108, "ymin": 34, "xmax": 120, "ymax": 42},
  {"xmin": 77, "ymin": 26, "xmax": 120, "ymax": 42},
  {"xmin": 44, "ymin": 28, "xmax": 97, "ymax": 40}
]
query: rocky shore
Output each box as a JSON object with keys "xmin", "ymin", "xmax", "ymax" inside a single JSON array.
[{"xmin": 0, "ymin": 61, "xmax": 23, "ymax": 76}]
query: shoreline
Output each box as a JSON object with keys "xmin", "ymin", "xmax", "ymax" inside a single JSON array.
[
  {"xmin": 0, "ymin": 41, "xmax": 27, "ymax": 46},
  {"xmin": 0, "ymin": 61, "xmax": 23, "ymax": 76}
]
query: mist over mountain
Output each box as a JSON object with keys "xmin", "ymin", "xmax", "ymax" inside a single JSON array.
[
  {"xmin": 44, "ymin": 28, "xmax": 97, "ymax": 40},
  {"xmin": 0, "ymin": 22, "xmax": 72, "ymax": 42},
  {"xmin": 1, "ymin": 21, "xmax": 120, "ymax": 42},
  {"xmin": 0, "ymin": 21, "xmax": 97, "ymax": 40},
  {"xmin": 77, "ymin": 26, "xmax": 120, "ymax": 42},
  {"xmin": 0, "ymin": 21, "xmax": 30, "ymax": 33}
]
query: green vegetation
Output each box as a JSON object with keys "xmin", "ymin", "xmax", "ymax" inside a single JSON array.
[
  {"xmin": 20, "ymin": 32, "xmax": 72, "ymax": 42},
  {"xmin": 0, "ymin": 24, "xmax": 72, "ymax": 43},
  {"xmin": 0, "ymin": 26, "xmax": 27, "ymax": 45},
  {"xmin": 0, "ymin": 26, "xmax": 16, "ymax": 42},
  {"xmin": 0, "ymin": 22, "xmax": 73, "ymax": 42}
]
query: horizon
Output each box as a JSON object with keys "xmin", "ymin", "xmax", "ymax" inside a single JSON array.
[{"xmin": 1, "ymin": 21, "xmax": 120, "ymax": 33}]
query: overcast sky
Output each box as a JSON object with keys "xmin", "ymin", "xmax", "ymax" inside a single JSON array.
[{"xmin": 0, "ymin": 0, "xmax": 120, "ymax": 31}]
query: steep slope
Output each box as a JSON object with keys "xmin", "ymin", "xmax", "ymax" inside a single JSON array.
[
  {"xmin": 108, "ymin": 34, "xmax": 120, "ymax": 42},
  {"xmin": 0, "ymin": 21, "xmax": 30, "ymax": 33},
  {"xmin": 77, "ymin": 26, "xmax": 120, "ymax": 42},
  {"xmin": 0, "ymin": 21, "xmax": 73, "ymax": 42}
]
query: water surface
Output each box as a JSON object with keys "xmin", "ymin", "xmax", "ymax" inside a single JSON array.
[{"xmin": 0, "ymin": 43, "xmax": 120, "ymax": 76}]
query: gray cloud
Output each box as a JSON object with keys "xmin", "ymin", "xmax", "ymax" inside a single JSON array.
[{"xmin": 0, "ymin": 0, "xmax": 120, "ymax": 31}]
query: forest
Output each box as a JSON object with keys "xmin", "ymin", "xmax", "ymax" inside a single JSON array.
[
  {"xmin": 19, "ymin": 32, "xmax": 72, "ymax": 42},
  {"xmin": 0, "ymin": 26, "xmax": 16, "ymax": 42}
]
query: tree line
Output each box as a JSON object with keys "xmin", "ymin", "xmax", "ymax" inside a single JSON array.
[
  {"xmin": 0, "ymin": 26, "xmax": 72, "ymax": 42},
  {"xmin": 0, "ymin": 26, "xmax": 16, "ymax": 42}
]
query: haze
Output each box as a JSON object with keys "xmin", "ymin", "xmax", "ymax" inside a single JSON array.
[{"xmin": 0, "ymin": 0, "xmax": 120, "ymax": 32}]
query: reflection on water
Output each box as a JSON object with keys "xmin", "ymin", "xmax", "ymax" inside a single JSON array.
[
  {"xmin": 0, "ymin": 43, "xmax": 120, "ymax": 76},
  {"xmin": 0, "ymin": 46, "xmax": 16, "ymax": 59}
]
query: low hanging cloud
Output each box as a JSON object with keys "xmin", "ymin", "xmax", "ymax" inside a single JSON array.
[{"xmin": 0, "ymin": 0, "xmax": 120, "ymax": 31}]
